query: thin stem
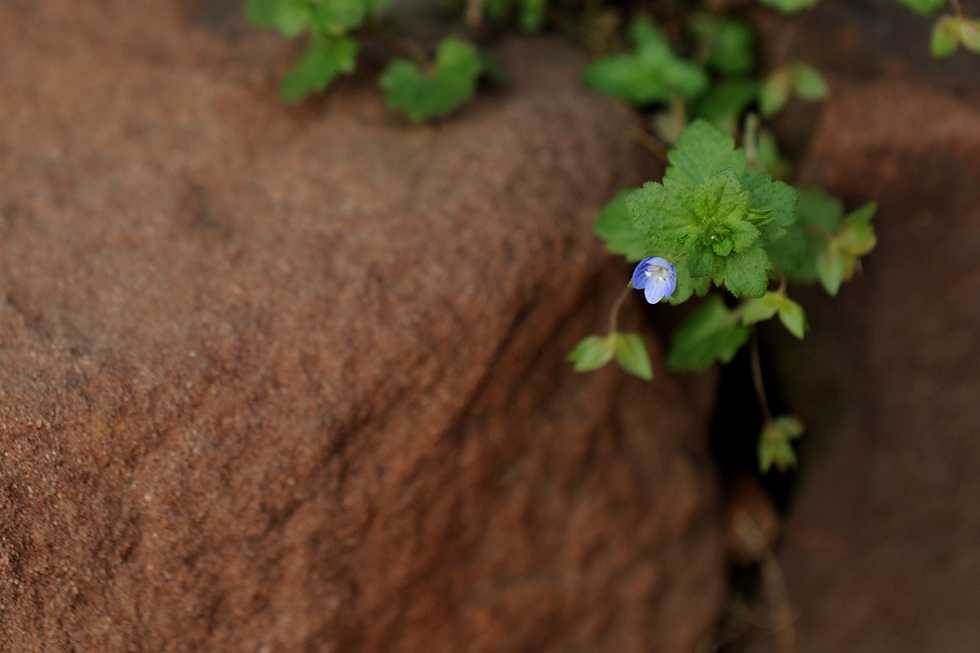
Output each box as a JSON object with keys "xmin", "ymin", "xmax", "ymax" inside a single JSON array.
[
  {"xmin": 951, "ymin": 0, "xmax": 966, "ymax": 18},
  {"xmin": 630, "ymin": 126, "xmax": 669, "ymax": 164},
  {"xmin": 608, "ymin": 283, "xmax": 633, "ymax": 334},
  {"xmin": 772, "ymin": 17, "xmax": 802, "ymax": 67},
  {"xmin": 750, "ymin": 327, "xmax": 773, "ymax": 424}
]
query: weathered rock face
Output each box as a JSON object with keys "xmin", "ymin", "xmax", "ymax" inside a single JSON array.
[
  {"xmin": 759, "ymin": 80, "xmax": 980, "ymax": 653},
  {"xmin": 0, "ymin": 2, "xmax": 725, "ymax": 651}
]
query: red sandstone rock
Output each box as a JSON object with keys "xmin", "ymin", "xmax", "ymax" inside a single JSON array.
[
  {"xmin": 755, "ymin": 79, "xmax": 980, "ymax": 653},
  {"xmin": 0, "ymin": 2, "xmax": 725, "ymax": 651}
]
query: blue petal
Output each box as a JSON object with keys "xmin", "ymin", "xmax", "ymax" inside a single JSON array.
[
  {"xmin": 632, "ymin": 257, "xmax": 655, "ymax": 289},
  {"xmin": 644, "ymin": 280, "xmax": 668, "ymax": 304},
  {"xmin": 649, "ymin": 256, "xmax": 673, "ymax": 269},
  {"xmin": 665, "ymin": 269, "xmax": 677, "ymax": 299}
]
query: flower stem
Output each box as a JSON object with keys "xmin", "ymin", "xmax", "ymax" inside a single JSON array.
[
  {"xmin": 608, "ymin": 283, "xmax": 632, "ymax": 334},
  {"xmin": 750, "ymin": 327, "xmax": 773, "ymax": 424},
  {"xmin": 951, "ymin": 0, "xmax": 966, "ymax": 19}
]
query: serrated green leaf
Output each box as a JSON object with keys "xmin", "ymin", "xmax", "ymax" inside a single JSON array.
[
  {"xmin": 595, "ymin": 191, "xmax": 648, "ymax": 262},
  {"xmin": 816, "ymin": 243, "xmax": 845, "ymax": 296},
  {"xmin": 721, "ymin": 244, "xmax": 771, "ymax": 297},
  {"xmin": 666, "ymin": 120, "xmax": 747, "ymax": 188},
  {"xmin": 667, "ymin": 295, "xmax": 750, "ymax": 371},
  {"xmin": 567, "ymin": 334, "xmax": 616, "ymax": 372},
  {"xmin": 932, "ymin": 16, "xmax": 962, "ymax": 57},
  {"xmin": 759, "ymin": 0, "xmax": 820, "ymax": 14},
  {"xmin": 692, "ymin": 80, "xmax": 761, "ymax": 134},
  {"xmin": 741, "ymin": 172, "xmax": 798, "ymax": 244},
  {"xmin": 246, "ymin": 0, "xmax": 311, "ymax": 36},
  {"xmin": 280, "ymin": 36, "xmax": 358, "ymax": 102},
  {"xmin": 380, "ymin": 37, "xmax": 482, "ymax": 122},
  {"xmin": 627, "ymin": 178, "xmax": 700, "ymax": 258},
  {"xmin": 777, "ymin": 298, "xmax": 807, "ymax": 338},
  {"xmin": 668, "ymin": 262, "xmax": 712, "ymax": 304},
  {"xmin": 793, "ymin": 64, "xmax": 829, "ymax": 99},
  {"xmin": 742, "ymin": 291, "xmax": 783, "ymax": 325},
  {"xmin": 583, "ymin": 18, "xmax": 708, "ymax": 105},
  {"xmin": 897, "ymin": 0, "xmax": 946, "ymax": 16},
  {"xmin": 614, "ymin": 333, "xmax": 654, "ymax": 380}
]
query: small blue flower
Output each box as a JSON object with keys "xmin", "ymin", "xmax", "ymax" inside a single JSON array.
[{"xmin": 632, "ymin": 257, "xmax": 677, "ymax": 304}]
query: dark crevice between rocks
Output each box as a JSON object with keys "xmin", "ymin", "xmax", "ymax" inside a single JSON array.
[{"xmin": 709, "ymin": 329, "xmax": 802, "ymax": 653}]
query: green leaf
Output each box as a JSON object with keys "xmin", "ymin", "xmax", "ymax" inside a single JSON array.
[
  {"xmin": 380, "ymin": 37, "xmax": 482, "ymax": 122},
  {"xmin": 759, "ymin": 0, "xmax": 820, "ymax": 14},
  {"xmin": 720, "ymin": 244, "xmax": 771, "ymax": 297},
  {"xmin": 816, "ymin": 243, "xmax": 845, "ymax": 296},
  {"xmin": 777, "ymin": 298, "xmax": 807, "ymax": 338},
  {"xmin": 246, "ymin": 0, "xmax": 311, "ymax": 37},
  {"xmin": 627, "ymin": 177, "xmax": 700, "ymax": 259},
  {"xmin": 665, "ymin": 120, "xmax": 747, "ymax": 188},
  {"xmin": 692, "ymin": 80, "xmax": 761, "ymax": 134},
  {"xmin": 897, "ymin": 0, "xmax": 946, "ymax": 16},
  {"xmin": 668, "ymin": 262, "xmax": 712, "ymax": 304},
  {"xmin": 567, "ymin": 334, "xmax": 616, "ymax": 372},
  {"xmin": 839, "ymin": 202, "xmax": 877, "ymax": 256},
  {"xmin": 582, "ymin": 17, "xmax": 709, "ymax": 105},
  {"xmin": 667, "ymin": 295, "xmax": 750, "ymax": 371},
  {"xmin": 767, "ymin": 187, "xmax": 840, "ymax": 283},
  {"xmin": 700, "ymin": 17, "xmax": 756, "ymax": 75},
  {"xmin": 793, "ymin": 64, "xmax": 829, "ymax": 99},
  {"xmin": 308, "ymin": 0, "xmax": 368, "ymax": 34},
  {"xmin": 485, "ymin": 0, "xmax": 548, "ymax": 32},
  {"xmin": 614, "ymin": 333, "xmax": 654, "ymax": 380},
  {"xmin": 595, "ymin": 191, "xmax": 648, "ymax": 262},
  {"xmin": 932, "ymin": 17, "xmax": 959, "ymax": 57},
  {"xmin": 742, "ymin": 292, "xmax": 782, "ymax": 325},
  {"xmin": 758, "ymin": 416, "xmax": 804, "ymax": 474},
  {"xmin": 280, "ymin": 36, "xmax": 358, "ymax": 102},
  {"xmin": 741, "ymin": 172, "xmax": 798, "ymax": 244}
]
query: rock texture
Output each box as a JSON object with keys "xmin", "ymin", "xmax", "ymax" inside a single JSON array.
[
  {"xmin": 758, "ymin": 79, "xmax": 980, "ymax": 653},
  {"xmin": 0, "ymin": 2, "xmax": 725, "ymax": 651}
]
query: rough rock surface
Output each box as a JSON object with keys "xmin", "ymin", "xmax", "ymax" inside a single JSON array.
[
  {"xmin": 757, "ymin": 79, "xmax": 980, "ymax": 653},
  {"xmin": 0, "ymin": 2, "xmax": 725, "ymax": 651}
]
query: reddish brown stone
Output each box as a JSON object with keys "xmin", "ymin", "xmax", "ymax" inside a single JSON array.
[
  {"xmin": 0, "ymin": 2, "xmax": 725, "ymax": 651},
  {"xmin": 756, "ymin": 79, "xmax": 980, "ymax": 653}
]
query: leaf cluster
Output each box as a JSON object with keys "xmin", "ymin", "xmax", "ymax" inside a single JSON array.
[
  {"xmin": 246, "ymin": 0, "xmax": 392, "ymax": 102},
  {"xmin": 627, "ymin": 120, "xmax": 798, "ymax": 301},
  {"xmin": 380, "ymin": 39, "xmax": 483, "ymax": 122}
]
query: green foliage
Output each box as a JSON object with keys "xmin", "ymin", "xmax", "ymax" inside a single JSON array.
[
  {"xmin": 689, "ymin": 14, "xmax": 756, "ymax": 75},
  {"xmin": 583, "ymin": 17, "xmax": 709, "ymax": 105},
  {"xmin": 759, "ymin": 416, "xmax": 804, "ymax": 473},
  {"xmin": 567, "ymin": 334, "xmax": 616, "ymax": 372},
  {"xmin": 760, "ymin": 63, "xmax": 829, "ymax": 117},
  {"xmin": 594, "ymin": 191, "xmax": 647, "ymax": 262},
  {"xmin": 246, "ymin": 0, "xmax": 394, "ymax": 101},
  {"xmin": 281, "ymin": 36, "xmax": 358, "ymax": 102},
  {"xmin": 897, "ymin": 0, "xmax": 946, "ymax": 16},
  {"xmin": 693, "ymin": 80, "xmax": 761, "ymax": 134},
  {"xmin": 667, "ymin": 295, "xmax": 750, "ymax": 371},
  {"xmin": 931, "ymin": 15, "xmax": 980, "ymax": 57},
  {"xmin": 627, "ymin": 121, "xmax": 797, "ymax": 300},
  {"xmin": 742, "ymin": 291, "xmax": 807, "ymax": 338},
  {"xmin": 758, "ymin": 0, "xmax": 820, "ymax": 14},
  {"xmin": 568, "ymin": 332, "xmax": 653, "ymax": 379},
  {"xmin": 614, "ymin": 333, "xmax": 654, "ymax": 380},
  {"xmin": 486, "ymin": 0, "xmax": 548, "ymax": 32},
  {"xmin": 380, "ymin": 38, "xmax": 483, "ymax": 122}
]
